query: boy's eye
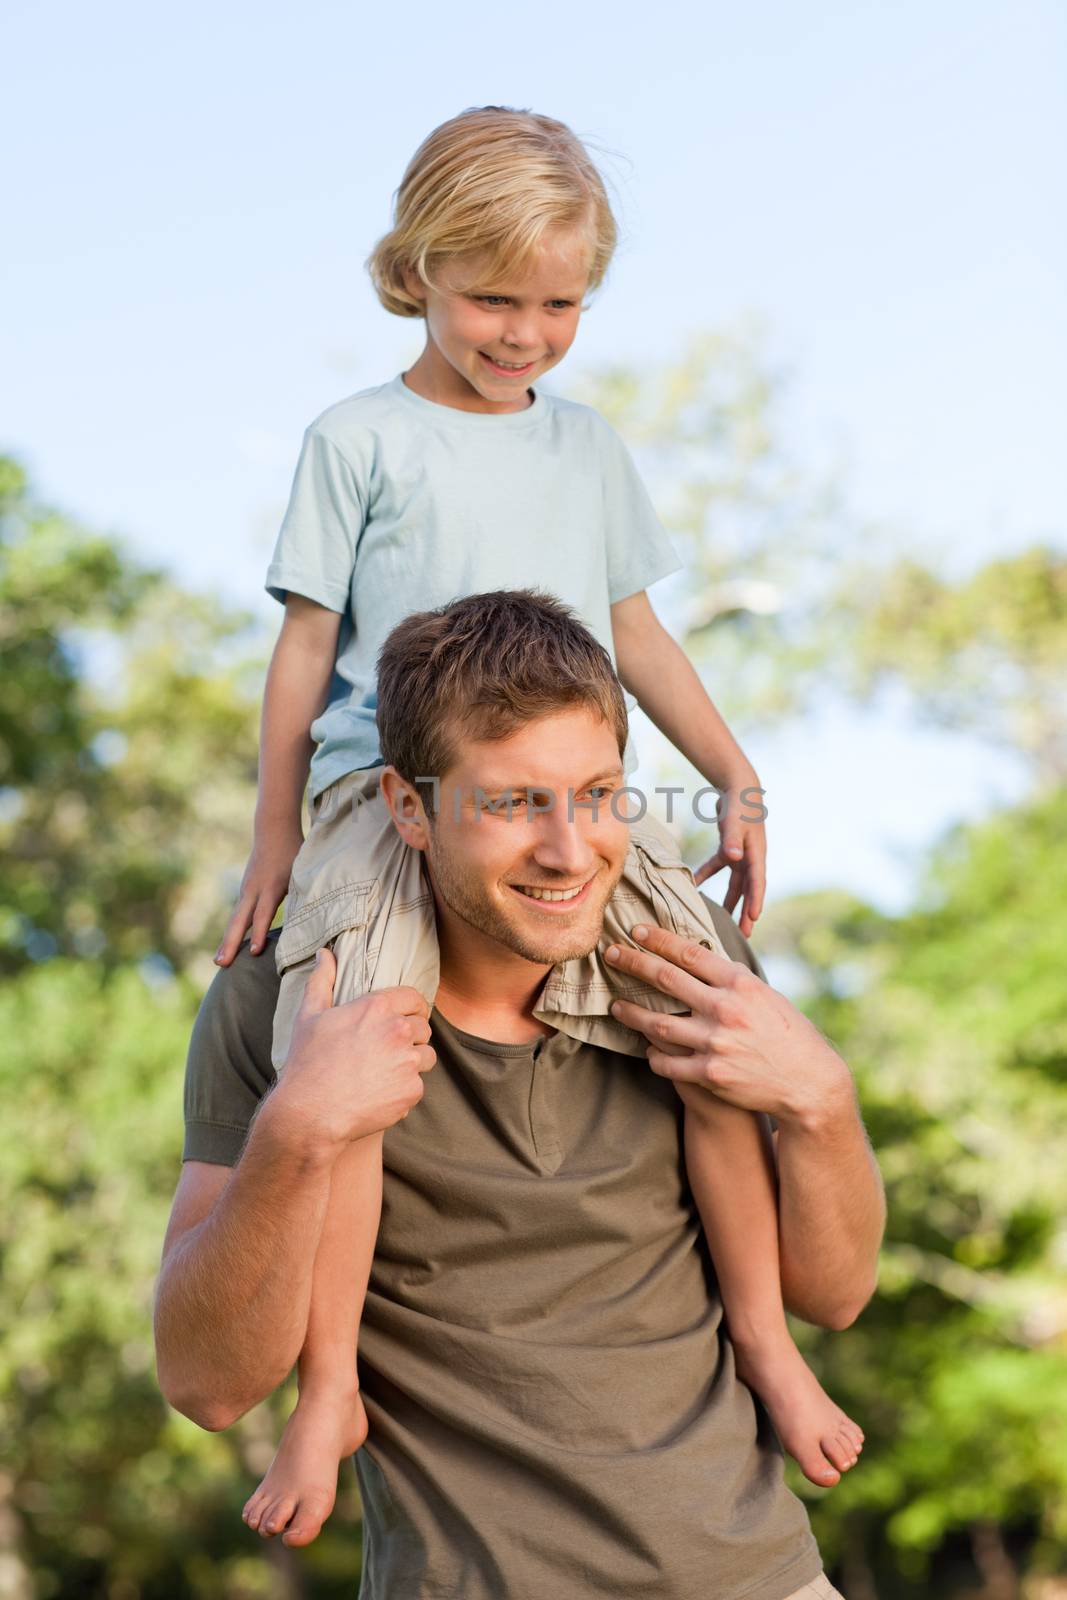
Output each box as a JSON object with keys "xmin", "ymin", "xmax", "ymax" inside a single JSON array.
[{"xmin": 477, "ymin": 295, "xmax": 509, "ymax": 306}]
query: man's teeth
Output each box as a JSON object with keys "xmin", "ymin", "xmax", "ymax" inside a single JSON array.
[{"xmin": 519, "ymin": 884, "xmax": 584, "ymax": 902}]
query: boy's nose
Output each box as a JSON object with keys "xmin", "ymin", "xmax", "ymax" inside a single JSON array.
[{"xmin": 502, "ymin": 317, "xmax": 541, "ymax": 353}]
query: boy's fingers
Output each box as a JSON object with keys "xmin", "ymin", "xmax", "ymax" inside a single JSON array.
[
  {"xmin": 215, "ymin": 900, "xmax": 254, "ymax": 965},
  {"xmin": 693, "ymin": 849, "xmax": 726, "ymax": 886},
  {"xmin": 249, "ymin": 899, "xmax": 277, "ymax": 955},
  {"xmin": 719, "ymin": 827, "xmax": 745, "ymax": 861},
  {"xmin": 722, "ymin": 866, "xmax": 745, "ymax": 918}
]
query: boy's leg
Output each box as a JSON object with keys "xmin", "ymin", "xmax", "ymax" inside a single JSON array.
[
  {"xmin": 242, "ymin": 1122, "xmax": 382, "ymax": 1546},
  {"xmin": 245, "ymin": 769, "xmax": 437, "ymax": 1548},
  {"xmin": 677, "ymin": 1083, "xmax": 864, "ymax": 1488}
]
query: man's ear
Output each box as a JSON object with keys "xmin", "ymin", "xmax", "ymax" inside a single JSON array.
[{"xmin": 380, "ymin": 765, "xmax": 432, "ymax": 852}]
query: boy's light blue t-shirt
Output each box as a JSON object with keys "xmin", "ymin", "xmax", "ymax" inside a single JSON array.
[{"xmin": 266, "ymin": 372, "xmax": 682, "ymax": 799}]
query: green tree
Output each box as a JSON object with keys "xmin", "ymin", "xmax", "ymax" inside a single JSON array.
[
  {"xmin": 0, "ymin": 459, "xmax": 361, "ymax": 1596},
  {"xmin": 0, "ymin": 458, "xmax": 263, "ymax": 978},
  {"xmin": 764, "ymin": 786, "xmax": 1067, "ymax": 1596}
]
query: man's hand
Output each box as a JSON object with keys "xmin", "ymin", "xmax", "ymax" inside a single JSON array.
[
  {"xmin": 604, "ymin": 923, "xmax": 853, "ymax": 1132},
  {"xmin": 268, "ymin": 947, "xmax": 436, "ymax": 1155}
]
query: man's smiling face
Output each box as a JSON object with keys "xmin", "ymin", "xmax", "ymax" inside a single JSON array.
[{"xmin": 420, "ymin": 706, "xmax": 630, "ymax": 968}]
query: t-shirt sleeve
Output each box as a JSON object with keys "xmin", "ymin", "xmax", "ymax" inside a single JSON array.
[
  {"xmin": 182, "ymin": 936, "xmax": 281, "ymax": 1165},
  {"xmin": 597, "ymin": 417, "xmax": 684, "ymax": 604},
  {"xmin": 265, "ymin": 426, "xmax": 368, "ymax": 613}
]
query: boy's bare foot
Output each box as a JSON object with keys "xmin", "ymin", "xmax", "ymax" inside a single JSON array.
[
  {"xmin": 731, "ymin": 1332, "xmax": 864, "ymax": 1488},
  {"xmin": 242, "ymin": 1385, "xmax": 369, "ymax": 1547}
]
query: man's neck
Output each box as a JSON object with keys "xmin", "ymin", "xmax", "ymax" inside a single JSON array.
[{"xmin": 432, "ymin": 907, "xmax": 556, "ymax": 1046}]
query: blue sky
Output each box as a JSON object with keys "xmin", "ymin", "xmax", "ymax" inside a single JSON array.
[{"xmin": 4, "ymin": 0, "xmax": 1064, "ymax": 918}]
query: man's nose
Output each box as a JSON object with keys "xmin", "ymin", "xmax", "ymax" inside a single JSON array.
[{"xmin": 530, "ymin": 806, "xmax": 597, "ymax": 875}]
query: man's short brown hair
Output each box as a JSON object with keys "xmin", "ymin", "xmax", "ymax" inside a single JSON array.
[{"xmin": 376, "ymin": 589, "xmax": 629, "ymax": 798}]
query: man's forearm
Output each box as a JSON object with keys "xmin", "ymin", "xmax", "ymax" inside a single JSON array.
[
  {"xmin": 154, "ymin": 1100, "xmax": 336, "ymax": 1429},
  {"xmin": 774, "ymin": 1080, "xmax": 886, "ymax": 1329}
]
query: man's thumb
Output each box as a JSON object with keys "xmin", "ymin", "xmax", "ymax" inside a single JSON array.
[{"xmin": 298, "ymin": 947, "xmax": 337, "ymax": 1015}]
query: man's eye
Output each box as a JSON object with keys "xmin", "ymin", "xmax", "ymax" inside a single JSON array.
[{"xmin": 577, "ymin": 786, "xmax": 615, "ymax": 805}]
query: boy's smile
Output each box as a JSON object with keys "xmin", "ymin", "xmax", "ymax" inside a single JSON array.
[{"xmin": 400, "ymin": 224, "xmax": 593, "ymax": 414}]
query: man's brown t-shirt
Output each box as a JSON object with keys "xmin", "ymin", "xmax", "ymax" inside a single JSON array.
[{"xmin": 182, "ymin": 905, "xmax": 823, "ymax": 1600}]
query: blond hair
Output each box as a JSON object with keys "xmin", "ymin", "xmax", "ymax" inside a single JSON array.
[
  {"xmin": 376, "ymin": 589, "xmax": 629, "ymax": 798},
  {"xmin": 366, "ymin": 106, "xmax": 619, "ymax": 318}
]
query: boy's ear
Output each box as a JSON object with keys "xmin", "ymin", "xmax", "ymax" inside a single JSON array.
[
  {"xmin": 380, "ymin": 765, "xmax": 431, "ymax": 852},
  {"xmin": 400, "ymin": 265, "xmax": 427, "ymax": 305}
]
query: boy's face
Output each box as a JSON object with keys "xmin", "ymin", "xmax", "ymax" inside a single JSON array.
[{"xmin": 401, "ymin": 226, "xmax": 592, "ymax": 413}]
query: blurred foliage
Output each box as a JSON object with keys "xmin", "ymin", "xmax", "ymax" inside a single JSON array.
[
  {"xmin": 0, "ymin": 458, "xmax": 262, "ymax": 979},
  {"xmin": 761, "ymin": 787, "xmax": 1067, "ymax": 1597},
  {"xmin": 578, "ymin": 328, "xmax": 1067, "ymax": 786},
  {"xmin": 2, "ymin": 325, "xmax": 1065, "ymax": 1596},
  {"xmin": 0, "ymin": 461, "xmax": 361, "ymax": 1597}
]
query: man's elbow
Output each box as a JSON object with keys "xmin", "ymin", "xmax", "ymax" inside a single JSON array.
[
  {"xmin": 155, "ymin": 1338, "xmax": 270, "ymax": 1433},
  {"xmin": 814, "ymin": 1276, "xmax": 879, "ymax": 1331},
  {"xmin": 157, "ymin": 1372, "xmax": 249, "ymax": 1434},
  {"xmin": 784, "ymin": 1271, "xmax": 878, "ymax": 1331},
  {"xmin": 818, "ymin": 1296, "xmax": 868, "ymax": 1332}
]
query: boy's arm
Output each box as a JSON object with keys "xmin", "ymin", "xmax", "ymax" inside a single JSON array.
[
  {"xmin": 216, "ymin": 594, "xmax": 341, "ymax": 965},
  {"xmin": 611, "ymin": 589, "xmax": 766, "ymax": 932},
  {"xmin": 611, "ymin": 589, "xmax": 754, "ymax": 792}
]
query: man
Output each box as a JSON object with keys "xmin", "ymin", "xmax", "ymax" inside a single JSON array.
[{"xmin": 155, "ymin": 592, "xmax": 885, "ymax": 1600}]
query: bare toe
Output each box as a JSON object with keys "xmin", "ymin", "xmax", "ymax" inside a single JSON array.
[
  {"xmin": 260, "ymin": 1494, "xmax": 298, "ymax": 1538},
  {"xmin": 282, "ymin": 1490, "xmax": 334, "ymax": 1549},
  {"xmin": 822, "ymin": 1431, "xmax": 857, "ymax": 1473},
  {"xmin": 799, "ymin": 1445, "xmax": 841, "ymax": 1486}
]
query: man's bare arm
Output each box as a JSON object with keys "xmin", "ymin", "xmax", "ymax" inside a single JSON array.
[
  {"xmin": 770, "ymin": 1077, "xmax": 885, "ymax": 1328},
  {"xmin": 154, "ymin": 1104, "xmax": 336, "ymax": 1430}
]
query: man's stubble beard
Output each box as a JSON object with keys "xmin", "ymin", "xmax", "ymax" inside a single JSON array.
[{"xmin": 424, "ymin": 825, "xmax": 625, "ymax": 966}]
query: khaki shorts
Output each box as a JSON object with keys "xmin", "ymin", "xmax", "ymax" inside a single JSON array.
[
  {"xmin": 272, "ymin": 764, "xmax": 730, "ymax": 1072},
  {"xmin": 782, "ymin": 1578, "xmax": 846, "ymax": 1600}
]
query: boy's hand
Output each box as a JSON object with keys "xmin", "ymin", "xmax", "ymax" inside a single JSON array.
[
  {"xmin": 215, "ymin": 822, "xmax": 305, "ymax": 965},
  {"xmin": 692, "ymin": 780, "xmax": 767, "ymax": 938}
]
